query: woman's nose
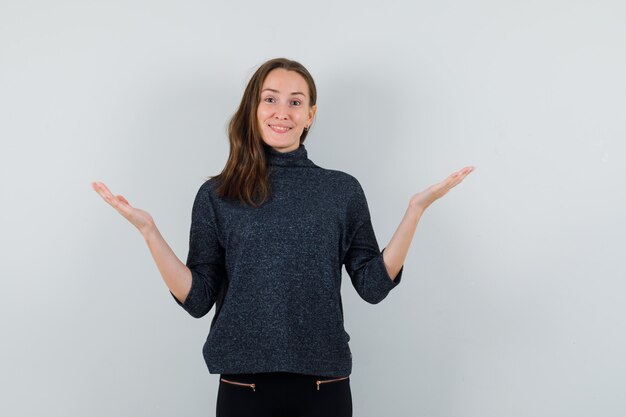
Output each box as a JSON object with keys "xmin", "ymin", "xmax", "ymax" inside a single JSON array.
[{"xmin": 273, "ymin": 103, "xmax": 291, "ymax": 118}]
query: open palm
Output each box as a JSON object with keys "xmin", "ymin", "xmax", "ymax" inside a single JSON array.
[
  {"xmin": 410, "ymin": 166, "xmax": 475, "ymax": 211},
  {"xmin": 91, "ymin": 181, "xmax": 155, "ymax": 235}
]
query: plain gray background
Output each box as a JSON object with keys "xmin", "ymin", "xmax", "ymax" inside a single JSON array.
[{"xmin": 1, "ymin": 0, "xmax": 625, "ymax": 416}]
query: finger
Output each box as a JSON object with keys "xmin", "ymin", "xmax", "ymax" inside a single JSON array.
[
  {"xmin": 460, "ymin": 166, "xmax": 475, "ymax": 175},
  {"xmin": 448, "ymin": 169, "xmax": 473, "ymax": 189},
  {"xmin": 435, "ymin": 168, "xmax": 474, "ymax": 197},
  {"xmin": 459, "ymin": 167, "xmax": 475, "ymax": 180},
  {"xmin": 92, "ymin": 183, "xmax": 138, "ymax": 225},
  {"xmin": 95, "ymin": 183, "xmax": 124, "ymax": 209},
  {"xmin": 91, "ymin": 181, "xmax": 103, "ymax": 195},
  {"xmin": 94, "ymin": 184, "xmax": 116, "ymax": 205},
  {"xmin": 450, "ymin": 167, "xmax": 474, "ymax": 181},
  {"xmin": 95, "ymin": 181, "xmax": 114, "ymax": 196},
  {"xmin": 117, "ymin": 195, "xmax": 130, "ymax": 206},
  {"xmin": 114, "ymin": 199, "xmax": 134, "ymax": 218},
  {"xmin": 92, "ymin": 182, "xmax": 111, "ymax": 201},
  {"xmin": 444, "ymin": 172, "xmax": 466, "ymax": 189},
  {"xmin": 453, "ymin": 166, "xmax": 475, "ymax": 177}
]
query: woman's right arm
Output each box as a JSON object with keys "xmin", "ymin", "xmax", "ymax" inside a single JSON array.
[{"xmin": 91, "ymin": 181, "xmax": 192, "ymax": 304}]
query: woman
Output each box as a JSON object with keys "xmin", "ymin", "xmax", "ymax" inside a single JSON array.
[{"xmin": 92, "ymin": 57, "xmax": 474, "ymax": 417}]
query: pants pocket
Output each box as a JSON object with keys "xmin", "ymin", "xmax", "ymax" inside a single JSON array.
[
  {"xmin": 220, "ymin": 377, "xmax": 256, "ymax": 392},
  {"xmin": 315, "ymin": 376, "xmax": 350, "ymax": 391}
]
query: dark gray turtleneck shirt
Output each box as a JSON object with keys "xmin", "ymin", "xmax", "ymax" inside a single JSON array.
[{"xmin": 170, "ymin": 143, "xmax": 403, "ymax": 377}]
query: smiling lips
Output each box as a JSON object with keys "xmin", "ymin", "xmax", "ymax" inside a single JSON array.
[{"xmin": 269, "ymin": 124, "xmax": 292, "ymax": 133}]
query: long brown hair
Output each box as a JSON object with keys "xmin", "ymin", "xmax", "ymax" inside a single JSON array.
[{"xmin": 209, "ymin": 57, "xmax": 317, "ymax": 207}]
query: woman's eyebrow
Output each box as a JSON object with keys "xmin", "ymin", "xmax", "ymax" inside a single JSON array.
[{"xmin": 261, "ymin": 88, "xmax": 305, "ymax": 97}]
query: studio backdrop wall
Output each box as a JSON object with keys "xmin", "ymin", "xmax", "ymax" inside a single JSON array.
[{"xmin": 1, "ymin": 1, "xmax": 624, "ymax": 416}]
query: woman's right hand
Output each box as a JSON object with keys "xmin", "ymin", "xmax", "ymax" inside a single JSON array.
[{"xmin": 91, "ymin": 181, "xmax": 156, "ymax": 236}]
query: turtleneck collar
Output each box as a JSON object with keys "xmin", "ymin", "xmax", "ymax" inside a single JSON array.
[{"xmin": 262, "ymin": 143, "xmax": 314, "ymax": 167}]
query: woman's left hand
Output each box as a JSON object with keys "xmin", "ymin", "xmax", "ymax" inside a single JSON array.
[{"xmin": 409, "ymin": 166, "xmax": 475, "ymax": 213}]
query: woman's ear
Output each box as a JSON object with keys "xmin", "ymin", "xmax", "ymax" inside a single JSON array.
[{"xmin": 308, "ymin": 104, "xmax": 317, "ymax": 125}]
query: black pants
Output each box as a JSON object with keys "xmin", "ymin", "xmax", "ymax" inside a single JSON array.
[{"xmin": 216, "ymin": 371, "xmax": 352, "ymax": 417}]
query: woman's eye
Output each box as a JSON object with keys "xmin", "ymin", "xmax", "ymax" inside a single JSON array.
[{"xmin": 263, "ymin": 97, "xmax": 301, "ymax": 106}]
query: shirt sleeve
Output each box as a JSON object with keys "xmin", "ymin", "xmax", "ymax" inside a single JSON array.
[
  {"xmin": 170, "ymin": 181, "xmax": 227, "ymax": 318},
  {"xmin": 342, "ymin": 180, "xmax": 403, "ymax": 304}
]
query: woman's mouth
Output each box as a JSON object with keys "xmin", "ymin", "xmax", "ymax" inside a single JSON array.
[{"xmin": 269, "ymin": 125, "xmax": 292, "ymax": 133}]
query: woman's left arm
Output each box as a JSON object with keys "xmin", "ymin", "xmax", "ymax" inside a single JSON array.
[{"xmin": 382, "ymin": 165, "xmax": 475, "ymax": 280}]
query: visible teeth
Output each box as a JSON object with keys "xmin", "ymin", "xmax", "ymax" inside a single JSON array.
[{"xmin": 270, "ymin": 125, "xmax": 290, "ymax": 131}]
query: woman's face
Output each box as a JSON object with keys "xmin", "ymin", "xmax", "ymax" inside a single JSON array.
[{"xmin": 257, "ymin": 68, "xmax": 316, "ymax": 153}]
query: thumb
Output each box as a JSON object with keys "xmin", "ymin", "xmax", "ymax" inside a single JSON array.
[{"xmin": 116, "ymin": 195, "xmax": 130, "ymax": 206}]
